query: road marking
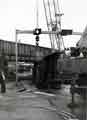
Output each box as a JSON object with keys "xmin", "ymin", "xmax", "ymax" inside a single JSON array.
[{"xmin": 34, "ymin": 91, "xmax": 56, "ymax": 97}]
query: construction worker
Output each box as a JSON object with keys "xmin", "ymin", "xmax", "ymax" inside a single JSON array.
[
  {"xmin": 0, "ymin": 70, "xmax": 6, "ymax": 93},
  {"xmin": 0, "ymin": 52, "xmax": 8, "ymax": 93}
]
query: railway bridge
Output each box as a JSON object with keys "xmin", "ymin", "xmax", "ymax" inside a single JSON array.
[{"xmin": 0, "ymin": 39, "xmax": 53, "ymax": 62}]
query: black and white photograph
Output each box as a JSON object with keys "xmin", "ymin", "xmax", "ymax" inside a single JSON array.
[{"xmin": 0, "ymin": 0, "xmax": 87, "ymax": 120}]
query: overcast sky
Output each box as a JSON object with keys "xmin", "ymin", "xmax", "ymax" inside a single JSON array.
[{"xmin": 0, "ymin": 0, "xmax": 87, "ymax": 48}]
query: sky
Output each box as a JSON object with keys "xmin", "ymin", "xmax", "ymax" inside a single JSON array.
[{"xmin": 0, "ymin": 0, "xmax": 87, "ymax": 48}]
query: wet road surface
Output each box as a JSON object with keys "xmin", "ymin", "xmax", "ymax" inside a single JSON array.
[{"xmin": 0, "ymin": 82, "xmax": 87, "ymax": 120}]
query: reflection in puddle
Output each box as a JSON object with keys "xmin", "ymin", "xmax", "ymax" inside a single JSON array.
[{"xmin": 47, "ymin": 85, "xmax": 87, "ymax": 120}]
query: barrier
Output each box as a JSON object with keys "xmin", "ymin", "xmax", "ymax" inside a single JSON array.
[{"xmin": 68, "ymin": 77, "xmax": 87, "ymax": 108}]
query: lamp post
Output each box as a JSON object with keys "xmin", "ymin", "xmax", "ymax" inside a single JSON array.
[{"xmin": 15, "ymin": 30, "xmax": 18, "ymax": 86}]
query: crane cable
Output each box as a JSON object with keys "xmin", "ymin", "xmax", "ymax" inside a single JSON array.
[
  {"xmin": 43, "ymin": 0, "xmax": 53, "ymax": 49},
  {"xmin": 36, "ymin": 0, "xmax": 39, "ymax": 28},
  {"xmin": 48, "ymin": 0, "xmax": 55, "ymax": 49},
  {"xmin": 53, "ymin": 0, "xmax": 59, "ymax": 49},
  {"xmin": 57, "ymin": 0, "xmax": 65, "ymax": 50},
  {"xmin": 53, "ymin": 0, "xmax": 57, "ymax": 23},
  {"xmin": 57, "ymin": 0, "xmax": 60, "ymax": 13},
  {"xmin": 35, "ymin": 0, "xmax": 40, "ymax": 47}
]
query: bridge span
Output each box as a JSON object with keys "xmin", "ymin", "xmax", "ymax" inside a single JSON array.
[{"xmin": 0, "ymin": 39, "xmax": 53, "ymax": 62}]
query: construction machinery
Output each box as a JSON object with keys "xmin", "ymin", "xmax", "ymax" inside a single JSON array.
[{"xmin": 15, "ymin": 0, "xmax": 87, "ymax": 90}]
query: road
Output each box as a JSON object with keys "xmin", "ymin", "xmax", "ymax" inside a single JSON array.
[{"xmin": 0, "ymin": 82, "xmax": 87, "ymax": 120}]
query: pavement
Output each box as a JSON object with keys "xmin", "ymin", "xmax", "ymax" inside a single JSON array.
[{"xmin": 0, "ymin": 81, "xmax": 87, "ymax": 120}]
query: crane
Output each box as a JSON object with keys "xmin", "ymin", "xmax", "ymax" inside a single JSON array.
[
  {"xmin": 16, "ymin": 0, "xmax": 82, "ymax": 51},
  {"xmin": 43, "ymin": 0, "xmax": 64, "ymax": 50},
  {"xmin": 15, "ymin": 0, "xmax": 83, "ymax": 84}
]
